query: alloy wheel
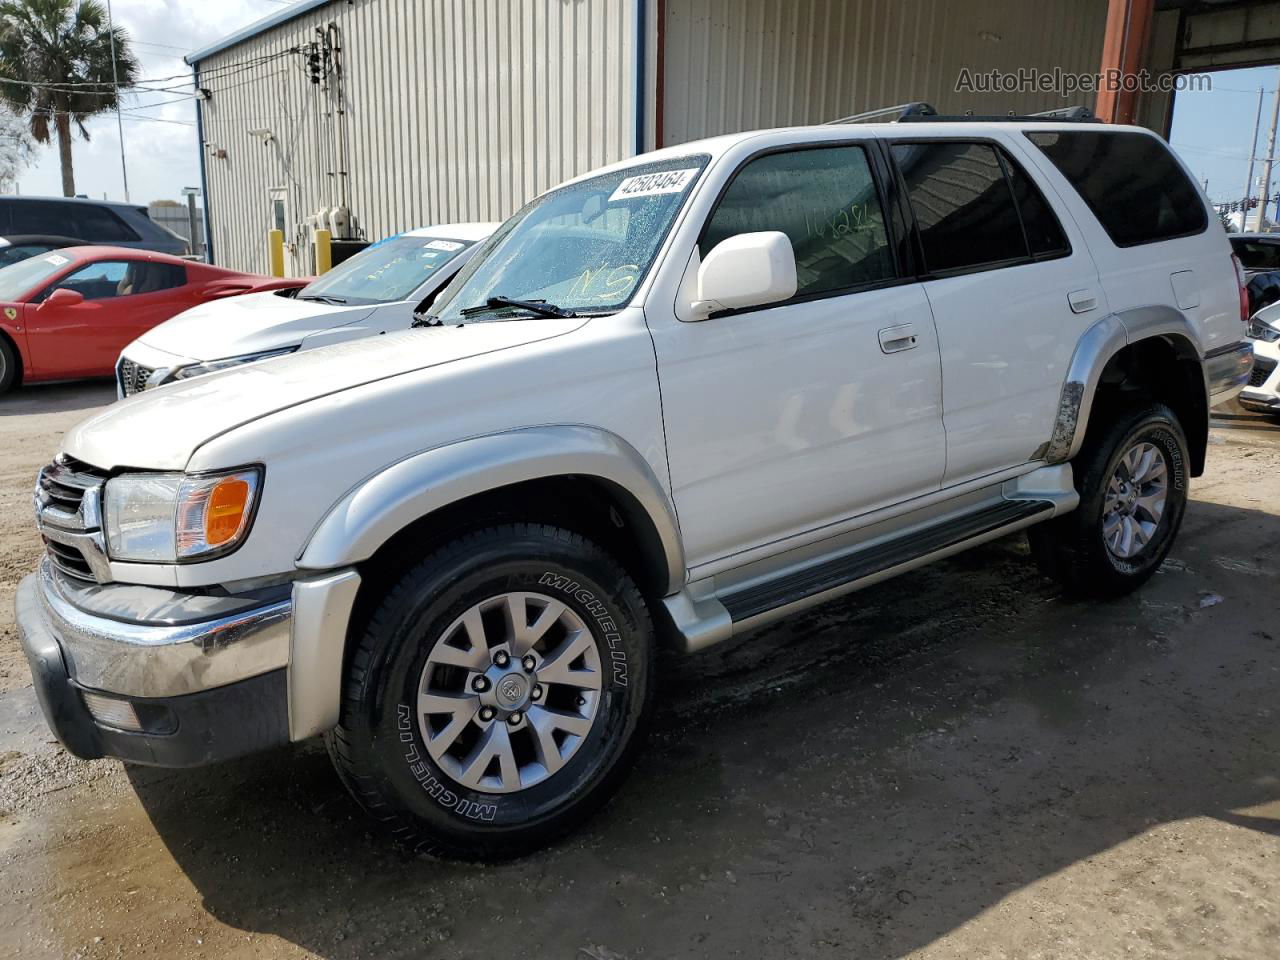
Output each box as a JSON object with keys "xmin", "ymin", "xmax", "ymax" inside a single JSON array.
[
  {"xmin": 1102, "ymin": 440, "xmax": 1169, "ymax": 559},
  {"xmin": 415, "ymin": 591, "xmax": 603, "ymax": 794}
]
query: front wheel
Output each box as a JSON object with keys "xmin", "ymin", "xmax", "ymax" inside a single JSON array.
[
  {"xmin": 326, "ymin": 524, "xmax": 655, "ymax": 860},
  {"xmin": 1030, "ymin": 403, "xmax": 1190, "ymax": 597},
  {"xmin": 0, "ymin": 337, "xmax": 16, "ymax": 395}
]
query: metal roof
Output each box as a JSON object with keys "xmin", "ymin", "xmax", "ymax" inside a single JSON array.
[{"xmin": 185, "ymin": 0, "xmax": 335, "ymax": 65}]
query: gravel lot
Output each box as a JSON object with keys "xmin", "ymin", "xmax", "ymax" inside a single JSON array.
[{"xmin": 1, "ymin": 381, "xmax": 1278, "ymax": 960}]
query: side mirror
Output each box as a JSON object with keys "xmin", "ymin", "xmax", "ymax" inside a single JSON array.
[
  {"xmin": 40, "ymin": 288, "xmax": 85, "ymax": 309},
  {"xmin": 689, "ymin": 231, "xmax": 797, "ymax": 321}
]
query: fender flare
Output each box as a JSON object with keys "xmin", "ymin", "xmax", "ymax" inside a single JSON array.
[
  {"xmin": 296, "ymin": 425, "xmax": 686, "ymax": 595},
  {"xmin": 1044, "ymin": 305, "xmax": 1205, "ymax": 464}
]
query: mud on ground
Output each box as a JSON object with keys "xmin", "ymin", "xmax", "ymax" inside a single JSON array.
[{"xmin": 0, "ymin": 384, "xmax": 1278, "ymax": 959}]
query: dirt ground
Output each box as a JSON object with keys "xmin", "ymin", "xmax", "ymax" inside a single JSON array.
[{"xmin": 1, "ymin": 381, "xmax": 1278, "ymax": 960}]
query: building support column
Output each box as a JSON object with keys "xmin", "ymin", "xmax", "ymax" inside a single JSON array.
[{"xmin": 1096, "ymin": 0, "xmax": 1155, "ymax": 124}]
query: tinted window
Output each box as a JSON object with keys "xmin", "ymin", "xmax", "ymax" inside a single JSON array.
[
  {"xmin": 1003, "ymin": 153, "xmax": 1070, "ymax": 258},
  {"xmin": 50, "ymin": 260, "xmax": 184, "ymax": 301},
  {"xmin": 8, "ymin": 201, "xmax": 76, "ymax": 236},
  {"xmin": 1026, "ymin": 131, "xmax": 1207, "ymax": 247},
  {"xmin": 701, "ymin": 145, "xmax": 894, "ymax": 298},
  {"xmin": 1231, "ymin": 238, "xmax": 1280, "ymax": 271},
  {"xmin": 893, "ymin": 142, "xmax": 1027, "ymax": 273},
  {"xmin": 76, "ymin": 205, "xmax": 139, "ymax": 242}
]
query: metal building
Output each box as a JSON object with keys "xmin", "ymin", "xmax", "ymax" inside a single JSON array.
[{"xmin": 186, "ymin": 0, "xmax": 1197, "ymax": 275}]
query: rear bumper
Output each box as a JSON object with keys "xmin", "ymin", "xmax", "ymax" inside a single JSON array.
[
  {"xmin": 1206, "ymin": 340, "xmax": 1255, "ymax": 407},
  {"xmin": 16, "ymin": 572, "xmax": 289, "ymax": 766}
]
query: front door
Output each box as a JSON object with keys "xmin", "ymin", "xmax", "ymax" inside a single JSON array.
[
  {"xmin": 651, "ymin": 142, "xmax": 947, "ymax": 570},
  {"xmin": 26, "ymin": 260, "xmax": 190, "ymax": 377}
]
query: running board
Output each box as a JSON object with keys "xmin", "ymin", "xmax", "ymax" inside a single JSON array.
[{"xmin": 720, "ymin": 498, "xmax": 1052, "ymax": 622}]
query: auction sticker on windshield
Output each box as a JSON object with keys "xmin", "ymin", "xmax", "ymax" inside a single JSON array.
[
  {"xmin": 425, "ymin": 240, "xmax": 464, "ymax": 252},
  {"xmin": 609, "ymin": 168, "xmax": 699, "ymax": 202},
  {"xmin": 44, "ymin": 254, "xmax": 70, "ymax": 266}
]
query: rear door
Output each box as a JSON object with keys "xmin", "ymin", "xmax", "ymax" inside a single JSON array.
[
  {"xmin": 888, "ymin": 137, "xmax": 1104, "ymax": 485},
  {"xmin": 26, "ymin": 259, "xmax": 189, "ymax": 376}
]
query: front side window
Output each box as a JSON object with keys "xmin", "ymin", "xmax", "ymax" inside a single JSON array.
[
  {"xmin": 893, "ymin": 141, "xmax": 1027, "ymax": 274},
  {"xmin": 298, "ymin": 235, "xmax": 478, "ymax": 305},
  {"xmin": 49, "ymin": 260, "xmax": 185, "ymax": 300},
  {"xmin": 1026, "ymin": 130, "xmax": 1207, "ymax": 248},
  {"xmin": 432, "ymin": 155, "xmax": 710, "ymax": 323},
  {"xmin": 701, "ymin": 144, "xmax": 895, "ymax": 299}
]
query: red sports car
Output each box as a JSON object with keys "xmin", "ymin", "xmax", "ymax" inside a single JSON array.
[{"xmin": 0, "ymin": 246, "xmax": 306, "ymax": 395}]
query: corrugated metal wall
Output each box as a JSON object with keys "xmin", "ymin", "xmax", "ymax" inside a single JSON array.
[
  {"xmin": 197, "ymin": 0, "xmax": 637, "ymax": 274},
  {"xmin": 660, "ymin": 0, "xmax": 1110, "ymax": 146}
]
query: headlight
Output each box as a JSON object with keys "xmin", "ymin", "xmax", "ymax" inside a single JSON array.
[
  {"xmin": 104, "ymin": 467, "xmax": 262, "ymax": 562},
  {"xmin": 1247, "ymin": 316, "xmax": 1280, "ymax": 343},
  {"xmin": 171, "ymin": 346, "xmax": 297, "ymax": 381}
]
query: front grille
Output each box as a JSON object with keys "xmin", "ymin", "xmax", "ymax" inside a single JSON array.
[
  {"xmin": 118, "ymin": 358, "xmax": 154, "ymax": 396},
  {"xmin": 1249, "ymin": 355, "xmax": 1276, "ymax": 388},
  {"xmin": 35, "ymin": 456, "xmax": 109, "ymax": 583},
  {"xmin": 36, "ymin": 455, "xmax": 106, "ymax": 519},
  {"xmin": 44, "ymin": 537, "xmax": 95, "ymax": 580}
]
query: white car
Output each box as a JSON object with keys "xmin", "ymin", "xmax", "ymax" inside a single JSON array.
[
  {"xmin": 1239, "ymin": 306, "xmax": 1280, "ymax": 416},
  {"xmin": 19, "ymin": 116, "xmax": 1250, "ymax": 860},
  {"xmin": 115, "ymin": 222, "xmax": 497, "ymax": 396}
]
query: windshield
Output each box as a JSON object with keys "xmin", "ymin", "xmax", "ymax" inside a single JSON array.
[
  {"xmin": 0, "ymin": 251, "xmax": 73, "ymax": 302},
  {"xmin": 1232, "ymin": 238, "xmax": 1280, "ymax": 271},
  {"xmin": 296, "ymin": 234, "xmax": 477, "ymax": 304},
  {"xmin": 432, "ymin": 155, "xmax": 711, "ymax": 322}
]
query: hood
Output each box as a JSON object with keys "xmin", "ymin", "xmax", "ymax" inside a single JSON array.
[
  {"xmin": 63, "ymin": 318, "xmax": 585, "ymax": 470},
  {"xmin": 136, "ymin": 291, "xmax": 380, "ymax": 361}
]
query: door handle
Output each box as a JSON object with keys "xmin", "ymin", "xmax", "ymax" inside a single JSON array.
[
  {"xmin": 878, "ymin": 323, "xmax": 918, "ymax": 354},
  {"xmin": 1068, "ymin": 288, "xmax": 1098, "ymax": 314}
]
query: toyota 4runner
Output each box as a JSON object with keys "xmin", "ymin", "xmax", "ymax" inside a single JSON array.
[{"xmin": 18, "ymin": 117, "xmax": 1253, "ymax": 859}]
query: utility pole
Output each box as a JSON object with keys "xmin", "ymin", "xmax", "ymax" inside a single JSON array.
[
  {"xmin": 1259, "ymin": 68, "xmax": 1280, "ymax": 233},
  {"xmin": 105, "ymin": 0, "xmax": 129, "ymax": 201},
  {"xmin": 1243, "ymin": 85, "xmax": 1264, "ymax": 230}
]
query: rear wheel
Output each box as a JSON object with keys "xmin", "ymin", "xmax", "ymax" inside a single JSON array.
[
  {"xmin": 0, "ymin": 337, "xmax": 16, "ymax": 395},
  {"xmin": 1030, "ymin": 403, "xmax": 1189, "ymax": 597},
  {"xmin": 326, "ymin": 523, "xmax": 655, "ymax": 860}
]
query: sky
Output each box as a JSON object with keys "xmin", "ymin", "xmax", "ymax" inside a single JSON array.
[
  {"xmin": 13, "ymin": 0, "xmax": 289, "ymax": 205},
  {"xmin": 1169, "ymin": 65, "xmax": 1280, "ymax": 217},
  {"xmin": 9, "ymin": 4, "xmax": 1276, "ymax": 216}
]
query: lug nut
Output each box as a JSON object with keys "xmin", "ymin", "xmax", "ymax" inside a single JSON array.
[
  {"xmin": 493, "ymin": 651, "xmax": 510, "ymax": 667},
  {"xmin": 522, "ymin": 655, "xmax": 537, "ymax": 672},
  {"xmin": 508, "ymin": 711, "xmax": 523, "ymax": 726},
  {"xmin": 472, "ymin": 676, "xmax": 489, "ymax": 693},
  {"xmin": 478, "ymin": 706, "xmax": 496, "ymax": 721},
  {"xmin": 531, "ymin": 684, "xmax": 543, "ymax": 701}
]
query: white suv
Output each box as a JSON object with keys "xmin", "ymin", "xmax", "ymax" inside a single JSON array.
[{"xmin": 18, "ymin": 117, "xmax": 1252, "ymax": 859}]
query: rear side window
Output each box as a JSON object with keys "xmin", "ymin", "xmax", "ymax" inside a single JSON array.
[
  {"xmin": 76, "ymin": 205, "xmax": 140, "ymax": 243},
  {"xmin": 1026, "ymin": 131, "xmax": 1207, "ymax": 247},
  {"xmin": 1003, "ymin": 157, "xmax": 1070, "ymax": 258},
  {"xmin": 701, "ymin": 144, "xmax": 895, "ymax": 299},
  {"xmin": 892, "ymin": 142, "xmax": 1027, "ymax": 273}
]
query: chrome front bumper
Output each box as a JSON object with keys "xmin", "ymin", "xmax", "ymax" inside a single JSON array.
[{"xmin": 24, "ymin": 559, "xmax": 292, "ymax": 699}]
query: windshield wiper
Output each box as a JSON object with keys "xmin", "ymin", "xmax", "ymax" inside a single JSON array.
[
  {"xmin": 459, "ymin": 296, "xmax": 577, "ymax": 319},
  {"xmin": 298, "ymin": 294, "xmax": 348, "ymax": 305}
]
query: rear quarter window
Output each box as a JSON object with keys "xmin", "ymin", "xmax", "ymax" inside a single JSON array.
[{"xmin": 1026, "ymin": 130, "xmax": 1207, "ymax": 248}]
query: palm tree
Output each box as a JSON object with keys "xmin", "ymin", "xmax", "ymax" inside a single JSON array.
[{"xmin": 0, "ymin": 0, "xmax": 138, "ymax": 196}]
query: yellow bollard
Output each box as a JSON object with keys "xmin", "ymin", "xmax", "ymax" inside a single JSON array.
[
  {"xmin": 268, "ymin": 229, "xmax": 285, "ymax": 277},
  {"xmin": 314, "ymin": 228, "xmax": 332, "ymax": 274}
]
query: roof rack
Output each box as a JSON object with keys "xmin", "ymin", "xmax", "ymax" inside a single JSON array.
[{"xmin": 824, "ymin": 103, "xmax": 1095, "ymax": 125}]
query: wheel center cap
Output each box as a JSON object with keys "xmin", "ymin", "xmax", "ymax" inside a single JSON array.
[{"xmin": 495, "ymin": 673, "xmax": 529, "ymax": 708}]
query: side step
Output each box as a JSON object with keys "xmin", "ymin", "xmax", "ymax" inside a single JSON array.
[{"xmin": 720, "ymin": 498, "xmax": 1053, "ymax": 623}]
